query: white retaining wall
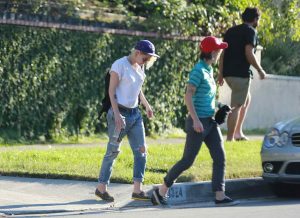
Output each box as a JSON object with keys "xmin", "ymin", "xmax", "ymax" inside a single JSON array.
[{"xmin": 218, "ymin": 48, "xmax": 300, "ymax": 129}]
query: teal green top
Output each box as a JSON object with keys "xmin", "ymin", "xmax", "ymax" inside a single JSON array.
[{"xmin": 187, "ymin": 60, "xmax": 216, "ymax": 118}]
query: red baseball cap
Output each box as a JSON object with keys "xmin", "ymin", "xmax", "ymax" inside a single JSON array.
[{"xmin": 199, "ymin": 36, "xmax": 228, "ymax": 53}]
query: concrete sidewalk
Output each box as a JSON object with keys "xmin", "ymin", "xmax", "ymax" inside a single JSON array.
[
  {"xmin": 0, "ymin": 176, "xmax": 273, "ymax": 217},
  {"xmin": 0, "ymin": 176, "xmax": 147, "ymax": 216}
]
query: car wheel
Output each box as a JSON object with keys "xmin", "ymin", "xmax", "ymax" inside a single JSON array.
[{"xmin": 269, "ymin": 182, "xmax": 300, "ymax": 198}]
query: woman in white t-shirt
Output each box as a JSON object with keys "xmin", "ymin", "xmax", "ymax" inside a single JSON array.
[{"xmin": 95, "ymin": 40, "xmax": 159, "ymax": 202}]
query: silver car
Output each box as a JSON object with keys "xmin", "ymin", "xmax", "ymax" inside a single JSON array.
[{"xmin": 261, "ymin": 117, "xmax": 300, "ymax": 184}]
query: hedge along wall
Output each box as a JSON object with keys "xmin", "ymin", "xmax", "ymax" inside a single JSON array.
[{"xmin": 0, "ymin": 24, "xmax": 199, "ymax": 139}]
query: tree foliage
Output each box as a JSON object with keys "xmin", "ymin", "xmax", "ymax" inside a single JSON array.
[
  {"xmin": 260, "ymin": 0, "xmax": 300, "ymax": 42},
  {"xmin": 0, "ymin": 0, "xmax": 299, "ymax": 140}
]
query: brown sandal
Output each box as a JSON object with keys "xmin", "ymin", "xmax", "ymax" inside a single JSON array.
[{"xmin": 95, "ymin": 189, "xmax": 114, "ymax": 202}]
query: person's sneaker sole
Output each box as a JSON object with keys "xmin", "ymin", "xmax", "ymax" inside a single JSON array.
[
  {"xmin": 151, "ymin": 194, "xmax": 159, "ymax": 206},
  {"xmin": 153, "ymin": 188, "xmax": 169, "ymax": 206},
  {"xmin": 132, "ymin": 197, "xmax": 151, "ymax": 201},
  {"xmin": 215, "ymin": 200, "xmax": 240, "ymax": 207},
  {"xmin": 95, "ymin": 195, "xmax": 114, "ymax": 202},
  {"xmin": 152, "ymin": 188, "xmax": 161, "ymax": 205}
]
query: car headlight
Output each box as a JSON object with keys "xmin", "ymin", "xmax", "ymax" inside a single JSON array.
[
  {"xmin": 278, "ymin": 131, "xmax": 289, "ymax": 147},
  {"xmin": 266, "ymin": 128, "xmax": 279, "ymax": 147},
  {"xmin": 265, "ymin": 128, "xmax": 289, "ymax": 148}
]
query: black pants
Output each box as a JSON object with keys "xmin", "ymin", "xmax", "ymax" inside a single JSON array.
[{"xmin": 164, "ymin": 116, "xmax": 225, "ymax": 192}]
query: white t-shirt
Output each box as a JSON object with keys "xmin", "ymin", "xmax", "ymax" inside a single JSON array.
[{"xmin": 110, "ymin": 56, "xmax": 146, "ymax": 108}]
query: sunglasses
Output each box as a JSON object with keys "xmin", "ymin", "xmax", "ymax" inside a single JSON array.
[
  {"xmin": 142, "ymin": 56, "xmax": 151, "ymax": 63},
  {"xmin": 139, "ymin": 51, "xmax": 151, "ymax": 63}
]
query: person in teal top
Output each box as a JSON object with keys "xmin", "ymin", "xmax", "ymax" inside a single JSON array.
[
  {"xmin": 188, "ymin": 59, "xmax": 216, "ymax": 118},
  {"xmin": 151, "ymin": 36, "xmax": 240, "ymax": 207}
]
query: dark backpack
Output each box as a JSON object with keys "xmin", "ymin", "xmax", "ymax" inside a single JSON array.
[
  {"xmin": 99, "ymin": 69, "xmax": 111, "ymax": 117},
  {"xmin": 98, "ymin": 68, "xmax": 141, "ymax": 118}
]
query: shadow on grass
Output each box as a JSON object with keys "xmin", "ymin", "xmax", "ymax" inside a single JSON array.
[
  {"xmin": 0, "ymin": 170, "xmax": 197, "ymax": 184},
  {"xmin": 0, "ymin": 171, "xmax": 134, "ymax": 184},
  {"xmin": 0, "ymin": 172, "xmax": 98, "ymax": 182},
  {"xmin": 0, "ymin": 128, "xmax": 107, "ymax": 146},
  {"xmin": 146, "ymin": 168, "xmax": 168, "ymax": 174},
  {"xmin": 176, "ymin": 174, "xmax": 197, "ymax": 183}
]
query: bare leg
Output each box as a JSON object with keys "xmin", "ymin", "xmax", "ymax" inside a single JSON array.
[
  {"xmin": 227, "ymin": 106, "xmax": 241, "ymax": 141},
  {"xmin": 97, "ymin": 183, "xmax": 107, "ymax": 193},
  {"xmin": 216, "ymin": 191, "xmax": 226, "ymax": 200},
  {"xmin": 158, "ymin": 183, "xmax": 169, "ymax": 197},
  {"xmin": 234, "ymin": 94, "xmax": 251, "ymax": 139},
  {"xmin": 133, "ymin": 181, "xmax": 143, "ymax": 193}
]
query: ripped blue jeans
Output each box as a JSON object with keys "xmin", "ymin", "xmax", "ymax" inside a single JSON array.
[{"xmin": 98, "ymin": 107, "xmax": 146, "ymax": 185}]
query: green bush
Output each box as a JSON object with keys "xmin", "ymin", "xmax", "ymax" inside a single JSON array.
[
  {"xmin": 0, "ymin": 25, "xmax": 198, "ymax": 139},
  {"xmin": 261, "ymin": 38, "xmax": 300, "ymax": 76}
]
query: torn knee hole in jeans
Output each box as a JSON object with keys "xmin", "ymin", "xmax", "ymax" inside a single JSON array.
[
  {"xmin": 112, "ymin": 150, "xmax": 120, "ymax": 154},
  {"xmin": 107, "ymin": 149, "xmax": 120, "ymax": 156},
  {"xmin": 109, "ymin": 146, "xmax": 121, "ymax": 155},
  {"xmin": 139, "ymin": 146, "xmax": 146, "ymax": 154}
]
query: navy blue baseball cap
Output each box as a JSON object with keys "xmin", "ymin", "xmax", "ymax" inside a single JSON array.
[{"xmin": 135, "ymin": 40, "xmax": 160, "ymax": 58}]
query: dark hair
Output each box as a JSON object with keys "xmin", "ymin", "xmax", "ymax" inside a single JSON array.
[
  {"xmin": 200, "ymin": 52, "xmax": 213, "ymax": 60},
  {"xmin": 242, "ymin": 7, "xmax": 260, "ymax": 23}
]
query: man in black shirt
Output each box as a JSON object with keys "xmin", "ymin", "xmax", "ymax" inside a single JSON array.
[{"xmin": 218, "ymin": 7, "xmax": 266, "ymax": 141}]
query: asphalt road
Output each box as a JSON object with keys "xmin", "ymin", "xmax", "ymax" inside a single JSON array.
[{"xmin": 45, "ymin": 198, "xmax": 300, "ymax": 218}]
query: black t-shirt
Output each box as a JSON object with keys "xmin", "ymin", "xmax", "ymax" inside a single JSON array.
[{"xmin": 222, "ymin": 23, "xmax": 258, "ymax": 78}]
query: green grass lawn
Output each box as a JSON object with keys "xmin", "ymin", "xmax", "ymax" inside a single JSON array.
[{"xmin": 0, "ymin": 140, "xmax": 263, "ymax": 184}]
